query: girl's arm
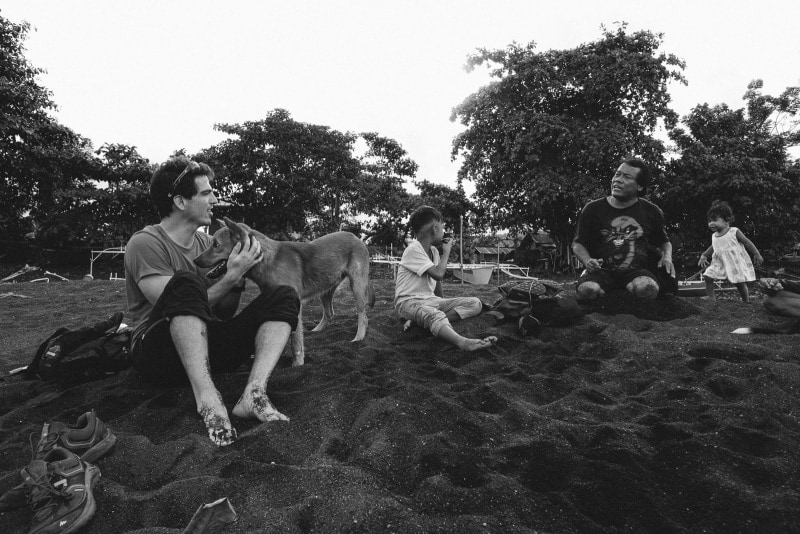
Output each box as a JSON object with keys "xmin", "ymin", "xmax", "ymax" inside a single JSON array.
[
  {"xmin": 698, "ymin": 245, "xmax": 714, "ymax": 267},
  {"xmin": 736, "ymin": 229, "xmax": 764, "ymax": 266}
]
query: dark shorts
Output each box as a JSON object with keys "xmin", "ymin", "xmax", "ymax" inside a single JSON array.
[
  {"xmin": 130, "ymin": 271, "xmax": 300, "ymax": 384},
  {"xmin": 577, "ymin": 268, "xmax": 659, "ymax": 294}
]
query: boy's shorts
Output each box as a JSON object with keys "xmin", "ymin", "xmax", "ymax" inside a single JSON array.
[{"xmin": 395, "ymin": 296, "xmax": 482, "ymax": 336}]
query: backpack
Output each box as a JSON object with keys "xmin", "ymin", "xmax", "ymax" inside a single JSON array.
[
  {"xmin": 23, "ymin": 311, "xmax": 132, "ymax": 383},
  {"xmin": 490, "ymin": 280, "xmax": 584, "ymax": 336}
]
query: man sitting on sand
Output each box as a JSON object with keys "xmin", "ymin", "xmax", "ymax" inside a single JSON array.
[
  {"xmin": 395, "ymin": 206, "xmax": 497, "ymax": 351},
  {"xmin": 124, "ymin": 157, "xmax": 300, "ymax": 447},
  {"xmin": 572, "ymin": 158, "xmax": 676, "ymax": 302}
]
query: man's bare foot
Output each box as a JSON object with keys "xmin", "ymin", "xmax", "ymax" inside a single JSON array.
[
  {"xmin": 198, "ymin": 405, "xmax": 237, "ymax": 447},
  {"xmin": 232, "ymin": 384, "xmax": 289, "ymax": 422},
  {"xmin": 458, "ymin": 336, "xmax": 497, "ymax": 352}
]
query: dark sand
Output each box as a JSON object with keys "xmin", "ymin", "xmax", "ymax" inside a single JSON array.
[{"xmin": 1, "ymin": 277, "xmax": 799, "ymax": 533}]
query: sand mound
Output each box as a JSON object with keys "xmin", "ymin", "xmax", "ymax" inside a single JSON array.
[{"xmin": 1, "ymin": 279, "xmax": 799, "ymax": 532}]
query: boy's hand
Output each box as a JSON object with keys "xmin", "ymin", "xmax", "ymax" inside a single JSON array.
[{"xmin": 441, "ymin": 236, "xmax": 454, "ymax": 254}]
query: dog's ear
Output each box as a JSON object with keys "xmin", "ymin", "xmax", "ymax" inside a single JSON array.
[
  {"xmin": 223, "ymin": 217, "xmax": 249, "ymax": 243},
  {"xmin": 209, "ymin": 219, "xmax": 225, "ymax": 234}
]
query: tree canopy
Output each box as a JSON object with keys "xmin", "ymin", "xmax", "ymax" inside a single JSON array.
[
  {"xmin": 0, "ymin": 15, "xmax": 97, "ymax": 242},
  {"xmin": 200, "ymin": 110, "xmax": 422, "ymax": 243},
  {"xmin": 4, "ymin": 9, "xmax": 799, "ymax": 267},
  {"xmin": 659, "ymin": 80, "xmax": 800, "ymax": 252},
  {"xmin": 451, "ymin": 24, "xmax": 686, "ymax": 256}
]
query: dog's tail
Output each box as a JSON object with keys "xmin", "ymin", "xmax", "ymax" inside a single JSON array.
[{"xmin": 731, "ymin": 319, "xmax": 800, "ymax": 335}]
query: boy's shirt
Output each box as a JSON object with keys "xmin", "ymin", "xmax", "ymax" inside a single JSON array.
[{"xmin": 395, "ymin": 239, "xmax": 440, "ymax": 306}]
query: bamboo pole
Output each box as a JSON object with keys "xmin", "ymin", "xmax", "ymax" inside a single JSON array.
[
  {"xmin": 497, "ymin": 241, "xmax": 500, "ymax": 285},
  {"xmin": 459, "ymin": 215, "xmax": 464, "ymax": 285}
]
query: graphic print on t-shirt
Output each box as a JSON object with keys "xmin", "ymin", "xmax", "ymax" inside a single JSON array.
[{"xmin": 599, "ymin": 215, "xmax": 647, "ymax": 270}]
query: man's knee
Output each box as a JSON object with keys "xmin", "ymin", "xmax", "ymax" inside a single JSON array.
[
  {"xmin": 252, "ymin": 285, "xmax": 301, "ymax": 330},
  {"xmin": 155, "ymin": 271, "xmax": 215, "ymax": 321},
  {"xmin": 577, "ymin": 281, "xmax": 604, "ymax": 301},
  {"xmin": 764, "ymin": 295, "xmax": 789, "ymax": 316},
  {"xmin": 627, "ymin": 276, "xmax": 659, "ymax": 300},
  {"xmin": 166, "ymin": 271, "xmax": 207, "ymax": 299}
]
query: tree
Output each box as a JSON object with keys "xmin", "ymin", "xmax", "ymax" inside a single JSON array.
[
  {"xmin": 36, "ymin": 143, "xmax": 155, "ymax": 248},
  {"xmin": 202, "ymin": 111, "xmax": 419, "ymax": 244},
  {"xmin": 451, "ymin": 24, "xmax": 686, "ymax": 261},
  {"xmin": 353, "ymin": 132, "xmax": 417, "ymax": 247},
  {"xmin": 413, "ymin": 179, "xmax": 476, "ymax": 232},
  {"xmin": 201, "ymin": 109, "xmax": 361, "ymax": 236},
  {"xmin": 0, "ymin": 14, "xmax": 96, "ymax": 242},
  {"xmin": 660, "ymin": 80, "xmax": 800, "ymax": 254}
]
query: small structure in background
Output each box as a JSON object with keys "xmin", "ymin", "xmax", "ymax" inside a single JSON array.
[
  {"xmin": 473, "ymin": 245, "xmax": 515, "ymax": 264},
  {"xmin": 515, "ymin": 230, "xmax": 557, "ymax": 271},
  {"xmin": 86, "ymin": 246, "xmax": 126, "ymax": 281},
  {"xmin": 778, "ymin": 243, "xmax": 800, "ymax": 274}
]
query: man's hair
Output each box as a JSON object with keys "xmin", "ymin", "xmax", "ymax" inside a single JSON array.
[
  {"xmin": 409, "ymin": 205, "xmax": 443, "ymax": 234},
  {"xmin": 150, "ymin": 157, "xmax": 214, "ymax": 218},
  {"xmin": 707, "ymin": 200, "xmax": 734, "ymax": 222},
  {"xmin": 622, "ymin": 158, "xmax": 651, "ymax": 195}
]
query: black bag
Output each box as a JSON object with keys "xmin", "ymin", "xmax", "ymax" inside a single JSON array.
[{"xmin": 24, "ymin": 311, "xmax": 132, "ymax": 383}]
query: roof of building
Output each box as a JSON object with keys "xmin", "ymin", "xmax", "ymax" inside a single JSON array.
[{"xmin": 474, "ymin": 246, "xmax": 516, "ymax": 255}]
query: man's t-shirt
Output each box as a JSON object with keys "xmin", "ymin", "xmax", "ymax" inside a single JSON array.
[
  {"xmin": 573, "ymin": 198, "xmax": 670, "ymax": 272},
  {"xmin": 394, "ymin": 239, "xmax": 439, "ymax": 306},
  {"xmin": 124, "ymin": 225, "xmax": 213, "ymax": 343}
]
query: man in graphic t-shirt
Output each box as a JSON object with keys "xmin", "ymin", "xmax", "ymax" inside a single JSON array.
[{"xmin": 572, "ymin": 158, "xmax": 676, "ymax": 302}]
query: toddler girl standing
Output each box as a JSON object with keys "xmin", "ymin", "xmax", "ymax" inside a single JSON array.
[{"xmin": 698, "ymin": 201, "xmax": 763, "ymax": 302}]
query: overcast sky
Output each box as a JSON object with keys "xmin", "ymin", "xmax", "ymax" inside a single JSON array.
[{"xmin": 4, "ymin": 1, "xmax": 799, "ymax": 193}]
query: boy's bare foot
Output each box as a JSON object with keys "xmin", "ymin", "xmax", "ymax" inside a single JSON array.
[
  {"xmin": 232, "ymin": 385, "xmax": 289, "ymax": 422},
  {"xmin": 458, "ymin": 336, "xmax": 497, "ymax": 351},
  {"xmin": 198, "ymin": 405, "xmax": 237, "ymax": 447}
]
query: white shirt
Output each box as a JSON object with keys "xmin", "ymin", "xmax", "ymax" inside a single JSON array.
[{"xmin": 394, "ymin": 239, "xmax": 439, "ymax": 306}]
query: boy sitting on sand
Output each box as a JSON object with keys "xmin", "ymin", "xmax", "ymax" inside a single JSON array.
[{"xmin": 395, "ymin": 206, "xmax": 497, "ymax": 351}]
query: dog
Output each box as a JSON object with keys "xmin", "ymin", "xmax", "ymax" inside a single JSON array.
[
  {"xmin": 194, "ymin": 217, "xmax": 375, "ymax": 365},
  {"xmin": 731, "ymin": 319, "xmax": 800, "ymax": 335}
]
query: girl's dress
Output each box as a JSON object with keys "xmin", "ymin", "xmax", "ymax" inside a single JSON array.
[{"xmin": 703, "ymin": 227, "xmax": 755, "ymax": 283}]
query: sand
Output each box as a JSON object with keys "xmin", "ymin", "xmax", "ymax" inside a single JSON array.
[{"xmin": 1, "ymin": 277, "xmax": 799, "ymax": 533}]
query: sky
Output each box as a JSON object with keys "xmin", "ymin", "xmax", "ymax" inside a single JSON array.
[{"xmin": 3, "ymin": 0, "xmax": 800, "ymax": 194}]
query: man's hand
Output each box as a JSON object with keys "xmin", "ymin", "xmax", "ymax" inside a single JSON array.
[
  {"xmin": 226, "ymin": 236, "xmax": 264, "ymax": 279},
  {"xmin": 583, "ymin": 258, "xmax": 603, "ymax": 272},
  {"xmin": 658, "ymin": 257, "xmax": 676, "ymax": 278},
  {"xmin": 758, "ymin": 277, "xmax": 783, "ymax": 295}
]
